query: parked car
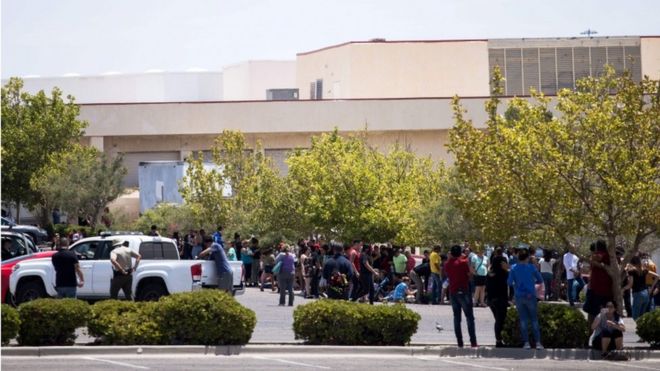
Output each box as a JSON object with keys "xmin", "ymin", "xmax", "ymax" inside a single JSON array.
[
  {"xmin": 1, "ymin": 230, "xmax": 38, "ymax": 261},
  {"xmin": 1, "ymin": 219, "xmax": 49, "ymax": 247},
  {"xmin": 9, "ymin": 233, "xmax": 244, "ymax": 304},
  {"xmin": 2, "ymin": 250, "xmax": 56, "ymax": 305}
]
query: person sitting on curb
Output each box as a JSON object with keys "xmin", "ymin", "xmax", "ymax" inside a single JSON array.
[{"xmin": 590, "ymin": 301, "xmax": 627, "ymax": 360}]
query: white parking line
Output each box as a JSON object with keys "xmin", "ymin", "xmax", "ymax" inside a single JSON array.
[
  {"xmin": 589, "ymin": 360, "xmax": 660, "ymax": 371},
  {"xmin": 251, "ymin": 355, "xmax": 331, "ymax": 369},
  {"xmin": 81, "ymin": 356, "xmax": 150, "ymax": 369},
  {"xmin": 415, "ymin": 356, "xmax": 509, "ymax": 370}
]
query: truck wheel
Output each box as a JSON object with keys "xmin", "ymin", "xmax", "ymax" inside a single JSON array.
[
  {"xmin": 137, "ymin": 283, "xmax": 167, "ymax": 301},
  {"xmin": 16, "ymin": 280, "xmax": 46, "ymax": 304}
]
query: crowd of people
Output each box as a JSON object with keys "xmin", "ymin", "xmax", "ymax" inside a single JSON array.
[{"xmin": 52, "ymin": 223, "xmax": 660, "ymax": 356}]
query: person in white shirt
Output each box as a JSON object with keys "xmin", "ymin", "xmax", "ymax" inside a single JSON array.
[
  {"xmin": 563, "ymin": 245, "xmax": 584, "ymax": 306},
  {"xmin": 539, "ymin": 249, "xmax": 556, "ymax": 301}
]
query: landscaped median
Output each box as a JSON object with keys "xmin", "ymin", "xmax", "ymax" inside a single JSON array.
[{"xmin": 1, "ymin": 290, "xmax": 256, "ymax": 346}]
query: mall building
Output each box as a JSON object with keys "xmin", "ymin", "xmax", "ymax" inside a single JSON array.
[{"xmin": 9, "ymin": 36, "xmax": 660, "ymax": 190}]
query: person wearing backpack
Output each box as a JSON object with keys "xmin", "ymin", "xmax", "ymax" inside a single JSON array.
[{"xmin": 322, "ymin": 242, "xmax": 354, "ymax": 300}]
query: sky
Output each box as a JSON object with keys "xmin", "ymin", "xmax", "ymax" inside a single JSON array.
[{"xmin": 2, "ymin": 0, "xmax": 659, "ymax": 78}]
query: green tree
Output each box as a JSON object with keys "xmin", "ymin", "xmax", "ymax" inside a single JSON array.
[
  {"xmin": 416, "ymin": 169, "xmax": 483, "ymax": 246},
  {"xmin": 286, "ymin": 130, "xmax": 443, "ymax": 244},
  {"xmin": 179, "ymin": 130, "xmax": 284, "ymax": 238},
  {"xmin": 30, "ymin": 145, "xmax": 127, "ymax": 229},
  {"xmin": 449, "ymin": 66, "xmax": 660, "ymax": 307},
  {"xmin": 1, "ymin": 78, "xmax": 87, "ymax": 223}
]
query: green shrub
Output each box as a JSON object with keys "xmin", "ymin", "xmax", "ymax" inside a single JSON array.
[
  {"xmin": 1, "ymin": 304, "xmax": 21, "ymax": 345},
  {"xmin": 636, "ymin": 309, "xmax": 660, "ymax": 348},
  {"xmin": 293, "ymin": 300, "xmax": 421, "ymax": 345},
  {"xmin": 502, "ymin": 302, "xmax": 589, "ymax": 348},
  {"xmin": 88, "ymin": 300, "xmax": 165, "ymax": 345},
  {"xmin": 17, "ymin": 299, "xmax": 90, "ymax": 346},
  {"xmin": 154, "ymin": 290, "xmax": 256, "ymax": 345},
  {"xmin": 92, "ymin": 302, "xmax": 164, "ymax": 345}
]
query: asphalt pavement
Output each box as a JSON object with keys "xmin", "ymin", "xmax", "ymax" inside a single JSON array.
[{"xmin": 3, "ymin": 353, "xmax": 660, "ymax": 371}]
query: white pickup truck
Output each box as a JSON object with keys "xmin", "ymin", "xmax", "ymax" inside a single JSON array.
[{"xmin": 9, "ymin": 234, "xmax": 243, "ymax": 304}]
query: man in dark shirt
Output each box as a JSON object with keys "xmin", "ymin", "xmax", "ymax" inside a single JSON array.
[
  {"xmin": 322, "ymin": 243, "xmax": 354, "ymax": 299},
  {"xmin": 445, "ymin": 244, "xmax": 478, "ymax": 348},
  {"xmin": 51, "ymin": 238, "xmax": 84, "ymax": 298}
]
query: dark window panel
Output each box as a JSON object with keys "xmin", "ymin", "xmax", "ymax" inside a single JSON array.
[
  {"xmin": 557, "ymin": 47, "xmax": 573, "ymax": 90},
  {"xmin": 539, "ymin": 48, "xmax": 557, "ymax": 95},
  {"xmin": 505, "ymin": 48, "xmax": 523, "ymax": 96},
  {"xmin": 523, "ymin": 48, "xmax": 540, "ymax": 95}
]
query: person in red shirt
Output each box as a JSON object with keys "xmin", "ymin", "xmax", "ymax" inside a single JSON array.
[
  {"xmin": 405, "ymin": 249, "xmax": 416, "ymax": 274},
  {"xmin": 584, "ymin": 240, "xmax": 614, "ymax": 325},
  {"xmin": 347, "ymin": 240, "xmax": 362, "ymax": 301},
  {"xmin": 444, "ymin": 245, "xmax": 478, "ymax": 348}
]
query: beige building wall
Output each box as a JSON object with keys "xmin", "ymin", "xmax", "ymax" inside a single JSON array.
[
  {"xmin": 296, "ymin": 41, "xmax": 490, "ymax": 99},
  {"xmin": 78, "ymin": 97, "xmax": 493, "ymax": 138},
  {"xmin": 641, "ymin": 37, "xmax": 660, "ymax": 79},
  {"xmin": 223, "ymin": 60, "xmax": 296, "ymax": 101}
]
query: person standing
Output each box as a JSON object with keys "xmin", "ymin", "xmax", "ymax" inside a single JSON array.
[
  {"xmin": 110, "ymin": 239, "xmax": 141, "ymax": 300},
  {"xmin": 585, "ymin": 240, "xmax": 613, "ymax": 324},
  {"xmin": 233, "ymin": 233, "xmax": 243, "ymax": 261},
  {"xmin": 250, "ymin": 237, "xmax": 261, "ymax": 287},
  {"xmin": 508, "ymin": 249, "xmax": 544, "ymax": 350},
  {"xmin": 539, "ymin": 250, "xmax": 555, "ymax": 301},
  {"xmin": 429, "ymin": 245, "xmax": 442, "ymax": 305},
  {"xmin": 359, "ymin": 244, "xmax": 377, "ymax": 304},
  {"xmin": 563, "ymin": 245, "xmax": 584, "ymax": 307},
  {"xmin": 275, "ymin": 245, "xmax": 296, "ymax": 306},
  {"xmin": 347, "ymin": 240, "xmax": 361, "ymax": 301},
  {"xmin": 486, "ymin": 247, "xmax": 509, "ymax": 347},
  {"xmin": 51, "ymin": 237, "xmax": 84, "ymax": 298},
  {"xmin": 624, "ymin": 256, "xmax": 659, "ymax": 320},
  {"xmin": 392, "ymin": 248, "xmax": 408, "ymax": 276},
  {"xmin": 322, "ymin": 243, "xmax": 354, "ymax": 300},
  {"xmin": 241, "ymin": 240, "xmax": 253, "ymax": 286},
  {"xmin": 445, "ymin": 245, "xmax": 478, "ymax": 348},
  {"xmin": 149, "ymin": 225, "xmax": 160, "ymax": 236},
  {"xmin": 199, "ymin": 236, "xmax": 234, "ymax": 294},
  {"xmin": 471, "ymin": 248, "xmax": 488, "ymax": 307},
  {"xmin": 212, "ymin": 226, "xmax": 224, "ymax": 245}
]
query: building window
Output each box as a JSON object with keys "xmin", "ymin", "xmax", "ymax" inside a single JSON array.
[
  {"xmin": 316, "ymin": 79, "xmax": 323, "ymax": 100},
  {"xmin": 309, "ymin": 82, "xmax": 316, "ymax": 100}
]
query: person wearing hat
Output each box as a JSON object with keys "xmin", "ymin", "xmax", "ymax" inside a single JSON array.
[{"xmin": 110, "ymin": 239, "xmax": 141, "ymax": 300}]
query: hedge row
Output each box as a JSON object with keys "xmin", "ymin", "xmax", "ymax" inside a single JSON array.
[
  {"xmin": 502, "ymin": 303, "xmax": 589, "ymax": 348},
  {"xmin": 2, "ymin": 290, "xmax": 256, "ymax": 346},
  {"xmin": 293, "ymin": 300, "xmax": 420, "ymax": 345}
]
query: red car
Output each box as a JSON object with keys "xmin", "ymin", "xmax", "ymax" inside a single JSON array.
[{"xmin": 2, "ymin": 251, "xmax": 55, "ymax": 305}]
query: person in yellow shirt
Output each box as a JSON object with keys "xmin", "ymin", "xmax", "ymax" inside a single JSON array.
[{"xmin": 429, "ymin": 245, "xmax": 442, "ymax": 304}]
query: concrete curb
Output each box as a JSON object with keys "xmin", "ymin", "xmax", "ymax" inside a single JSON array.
[{"xmin": 2, "ymin": 344, "xmax": 659, "ymax": 360}]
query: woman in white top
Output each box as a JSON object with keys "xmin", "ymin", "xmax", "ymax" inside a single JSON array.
[{"xmin": 539, "ymin": 249, "xmax": 555, "ymax": 301}]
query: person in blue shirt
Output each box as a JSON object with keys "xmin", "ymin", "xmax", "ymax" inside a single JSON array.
[
  {"xmin": 212, "ymin": 226, "xmax": 224, "ymax": 246},
  {"xmin": 199, "ymin": 236, "xmax": 233, "ymax": 294},
  {"xmin": 507, "ymin": 248, "xmax": 544, "ymax": 350},
  {"xmin": 385, "ymin": 276, "xmax": 416, "ymax": 302}
]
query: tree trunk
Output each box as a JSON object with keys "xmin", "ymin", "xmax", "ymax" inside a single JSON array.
[
  {"xmin": 606, "ymin": 235, "xmax": 624, "ymax": 312},
  {"xmin": 37, "ymin": 206, "xmax": 50, "ymax": 229}
]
